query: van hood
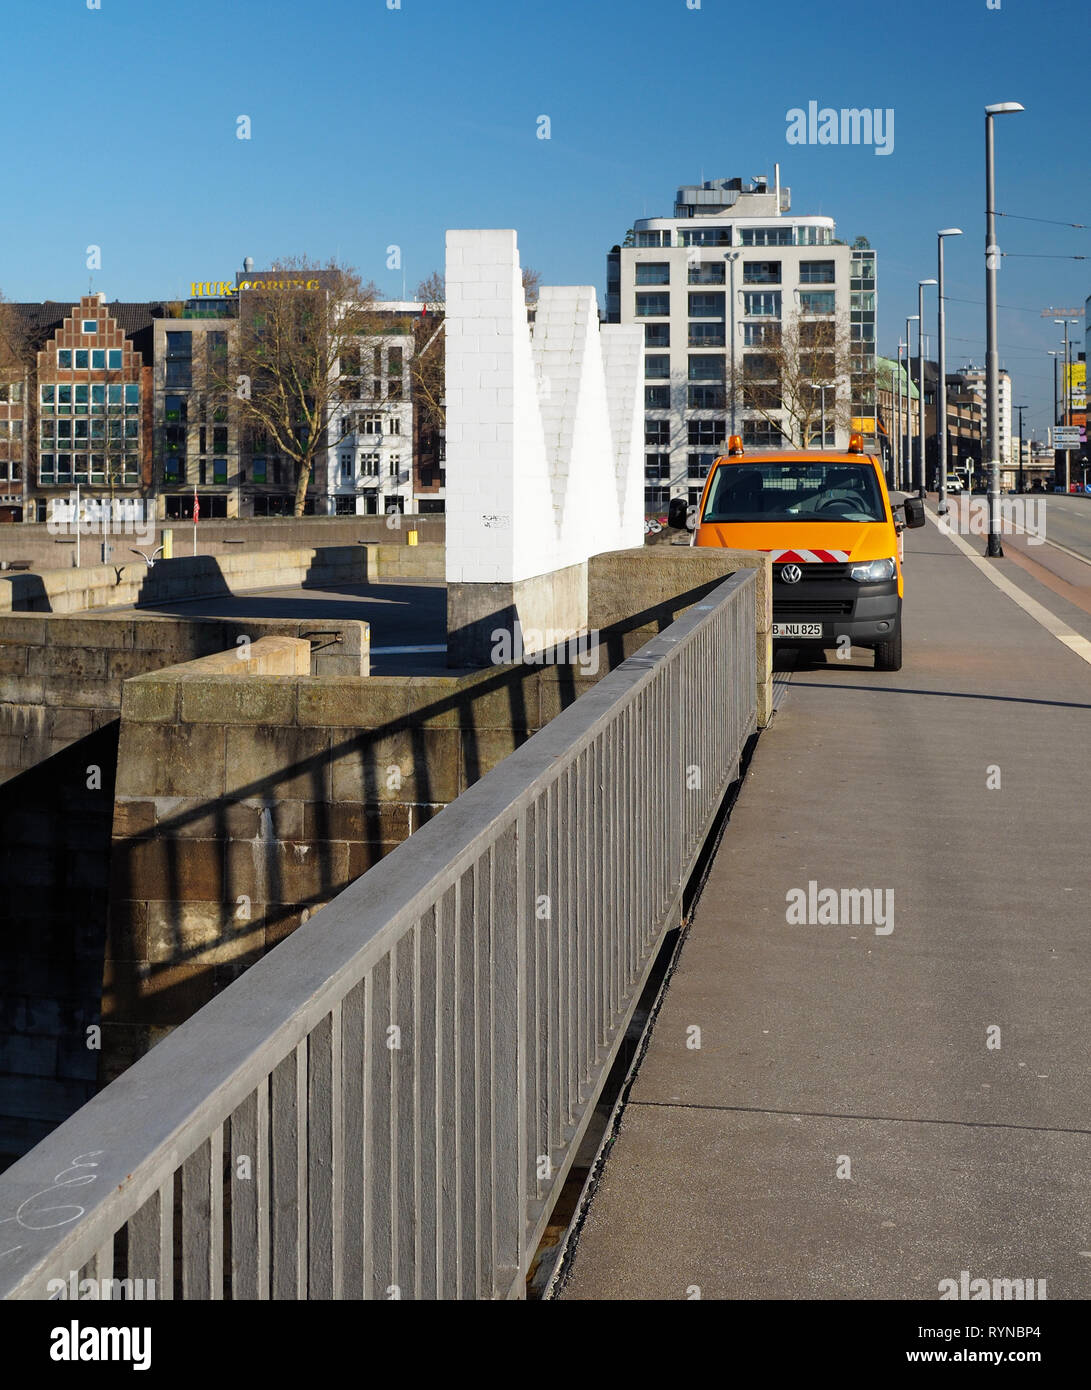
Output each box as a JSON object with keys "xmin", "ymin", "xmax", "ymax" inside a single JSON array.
[{"xmin": 695, "ymin": 520, "xmax": 895, "ymax": 562}]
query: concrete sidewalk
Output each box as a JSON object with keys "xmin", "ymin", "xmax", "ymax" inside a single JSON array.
[{"xmin": 559, "ymin": 520, "xmax": 1091, "ymax": 1300}]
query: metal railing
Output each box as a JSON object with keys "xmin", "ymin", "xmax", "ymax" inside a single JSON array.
[{"xmin": 0, "ymin": 570, "xmax": 756, "ymax": 1300}]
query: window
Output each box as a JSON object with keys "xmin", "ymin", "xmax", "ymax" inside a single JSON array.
[
  {"xmin": 645, "ymin": 385, "xmax": 670, "ymax": 408},
  {"xmin": 0, "ymin": 382, "xmax": 22, "ymax": 403},
  {"xmin": 108, "ymin": 349, "xmax": 122, "ymax": 369},
  {"xmin": 688, "ymin": 262, "xmax": 725, "ymax": 285},
  {"xmin": 742, "ymin": 419, "xmax": 784, "ymax": 448},
  {"xmin": 387, "ymin": 417, "xmax": 401, "ymax": 435},
  {"xmin": 643, "ymin": 322, "xmax": 670, "ymax": 347},
  {"xmin": 340, "ymin": 454, "xmax": 353, "ymax": 481},
  {"xmin": 743, "ymin": 291, "xmax": 781, "ymax": 317},
  {"xmin": 645, "ymin": 355, "xmax": 670, "ymax": 379},
  {"xmin": 207, "ymin": 332, "xmax": 228, "ymax": 369},
  {"xmin": 252, "ymin": 457, "xmax": 267, "ymax": 483},
  {"xmin": 688, "ymin": 385, "xmax": 724, "ymax": 408},
  {"xmin": 744, "ymin": 322, "xmax": 781, "ymax": 347},
  {"xmin": 635, "ymin": 262, "xmax": 670, "ymax": 285},
  {"xmin": 212, "ymin": 458, "xmax": 228, "ymax": 483},
  {"xmin": 645, "ymin": 486, "xmax": 670, "ymax": 511},
  {"xmin": 689, "ymin": 323, "xmax": 725, "ymax": 346},
  {"xmin": 57, "ymin": 350, "xmax": 72, "ymax": 368},
  {"xmin": 678, "ymin": 228, "xmax": 730, "ymax": 247},
  {"xmin": 57, "ymin": 385, "xmax": 72, "ymax": 410},
  {"xmin": 798, "ymin": 290, "xmax": 835, "ymax": 315},
  {"xmin": 743, "ymin": 261, "xmax": 781, "ymax": 285},
  {"xmin": 361, "ymin": 453, "xmax": 380, "ymax": 474},
  {"xmin": 688, "ymin": 419, "xmax": 725, "ymax": 447},
  {"xmin": 90, "ymin": 349, "xmax": 104, "ymax": 368},
  {"xmin": 388, "ymin": 347, "xmax": 403, "ymax": 377},
  {"xmin": 389, "ymin": 455, "xmax": 401, "ymax": 478},
  {"xmin": 82, "ymin": 319, "xmax": 98, "ymax": 334},
  {"xmin": 635, "ymin": 231, "xmax": 664, "ymax": 247},
  {"xmin": 213, "ymin": 426, "xmax": 228, "ymax": 453},
  {"xmin": 797, "ymin": 225, "xmax": 832, "ymax": 246},
  {"xmin": 851, "ymin": 291, "xmax": 876, "ymax": 313},
  {"xmin": 165, "ymin": 395, "xmax": 186, "ymax": 423},
  {"xmin": 124, "ymin": 383, "xmax": 140, "ymax": 405},
  {"xmin": 362, "ymin": 414, "xmax": 382, "ymax": 434},
  {"xmin": 688, "ymin": 292, "xmax": 725, "ymax": 318},
  {"xmin": 75, "ymin": 349, "xmax": 89, "ymax": 369},
  {"xmin": 743, "ymin": 354, "xmax": 778, "ymax": 379},
  {"xmin": 800, "ymin": 260, "xmax": 836, "ymax": 284},
  {"xmin": 688, "ymin": 453, "xmax": 716, "ymax": 479},
  {"xmin": 644, "ymin": 454, "xmax": 671, "ymax": 480},
  {"xmin": 40, "ymin": 385, "xmax": 55, "ymax": 407},
  {"xmin": 688, "ymin": 354, "xmax": 724, "ymax": 381},
  {"xmin": 739, "ymin": 227, "xmax": 793, "ymax": 247},
  {"xmin": 165, "ymin": 332, "xmax": 192, "ymax": 388},
  {"xmin": 645, "ymin": 420, "xmax": 670, "ymax": 446},
  {"xmin": 636, "ymin": 292, "xmax": 670, "ymax": 317},
  {"xmin": 74, "ymin": 385, "xmax": 88, "ymax": 410},
  {"xmin": 164, "ymin": 455, "xmax": 185, "ymax": 483}
]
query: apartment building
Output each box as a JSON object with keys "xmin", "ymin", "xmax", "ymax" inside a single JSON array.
[
  {"xmin": 607, "ymin": 174, "xmax": 878, "ymax": 511},
  {"xmin": 326, "ymin": 303, "xmax": 419, "ymax": 516},
  {"xmin": 27, "ymin": 295, "xmax": 155, "ymax": 523}
]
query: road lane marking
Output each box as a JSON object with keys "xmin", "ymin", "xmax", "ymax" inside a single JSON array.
[{"xmin": 925, "ymin": 512, "xmax": 1091, "ymax": 668}]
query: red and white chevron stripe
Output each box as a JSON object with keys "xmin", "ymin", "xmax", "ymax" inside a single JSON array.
[{"xmin": 765, "ymin": 548, "xmax": 849, "ymax": 563}]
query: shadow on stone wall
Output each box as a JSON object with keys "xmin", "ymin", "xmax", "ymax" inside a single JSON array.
[{"xmin": 0, "ymin": 722, "xmax": 119, "ymax": 1168}]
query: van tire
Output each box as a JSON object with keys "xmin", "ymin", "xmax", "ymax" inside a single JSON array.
[{"xmin": 874, "ymin": 627, "xmax": 902, "ymax": 672}]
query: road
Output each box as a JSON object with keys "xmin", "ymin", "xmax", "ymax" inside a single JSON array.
[{"xmin": 559, "ymin": 509, "xmax": 1091, "ymax": 1300}]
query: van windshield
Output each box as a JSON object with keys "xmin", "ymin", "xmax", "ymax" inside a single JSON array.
[{"xmin": 702, "ymin": 461, "xmax": 886, "ymax": 523}]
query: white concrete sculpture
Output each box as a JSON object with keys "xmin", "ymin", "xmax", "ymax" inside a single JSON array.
[{"xmin": 445, "ymin": 229, "xmax": 644, "ymax": 664}]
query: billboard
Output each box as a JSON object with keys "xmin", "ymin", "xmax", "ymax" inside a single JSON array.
[{"xmin": 1065, "ymin": 362, "xmax": 1086, "ymax": 412}]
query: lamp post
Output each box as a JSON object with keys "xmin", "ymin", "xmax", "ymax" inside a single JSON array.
[
  {"xmin": 1014, "ymin": 403, "xmax": 1027, "ymax": 493},
  {"xmin": 1048, "ymin": 349, "xmax": 1062, "ymax": 488},
  {"xmin": 1054, "ymin": 317, "xmax": 1079, "ymax": 492},
  {"xmin": 894, "ymin": 342, "xmax": 904, "ymax": 488},
  {"xmin": 984, "ymin": 101, "xmax": 1024, "ymax": 555},
  {"xmin": 726, "ymin": 252, "xmax": 740, "ymax": 436},
  {"xmin": 917, "ymin": 280, "xmax": 937, "ymax": 497},
  {"xmin": 936, "ymin": 231, "xmax": 962, "ymax": 514},
  {"xmin": 905, "ymin": 315, "xmax": 919, "ymax": 489}
]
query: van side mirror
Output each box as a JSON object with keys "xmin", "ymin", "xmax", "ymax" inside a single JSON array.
[
  {"xmin": 667, "ymin": 498, "xmax": 689, "ymax": 530},
  {"xmin": 902, "ymin": 496, "xmax": 926, "ymax": 529}
]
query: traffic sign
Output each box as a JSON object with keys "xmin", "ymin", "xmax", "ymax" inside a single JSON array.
[{"xmin": 1055, "ymin": 427, "xmax": 1081, "ymax": 448}]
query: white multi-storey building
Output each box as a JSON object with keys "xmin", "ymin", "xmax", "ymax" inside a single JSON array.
[
  {"xmin": 606, "ymin": 174, "xmax": 878, "ymax": 512},
  {"xmin": 326, "ymin": 301, "xmax": 421, "ymax": 516},
  {"xmin": 957, "ymin": 366, "xmax": 1013, "ymax": 469}
]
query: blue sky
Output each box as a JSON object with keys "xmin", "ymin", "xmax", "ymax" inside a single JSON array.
[{"xmin": 0, "ymin": 0, "xmax": 1085, "ymax": 439}]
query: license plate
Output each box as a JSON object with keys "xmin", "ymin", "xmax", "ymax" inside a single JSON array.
[{"xmin": 772, "ymin": 622, "xmax": 823, "ymax": 638}]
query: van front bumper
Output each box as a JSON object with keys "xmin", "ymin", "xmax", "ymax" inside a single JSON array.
[{"xmin": 771, "ymin": 579, "xmax": 900, "ymax": 646}]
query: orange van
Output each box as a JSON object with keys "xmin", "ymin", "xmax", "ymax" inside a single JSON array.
[{"xmin": 669, "ymin": 435, "xmax": 925, "ymax": 670}]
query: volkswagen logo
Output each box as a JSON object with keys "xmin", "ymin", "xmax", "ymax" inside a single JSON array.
[{"xmin": 781, "ymin": 563, "xmax": 803, "ymax": 585}]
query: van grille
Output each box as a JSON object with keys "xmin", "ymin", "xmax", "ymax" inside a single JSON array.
[
  {"xmin": 774, "ymin": 563, "xmax": 850, "ymax": 580},
  {"xmin": 774, "ymin": 599, "xmax": 855, "ymax": 617}
]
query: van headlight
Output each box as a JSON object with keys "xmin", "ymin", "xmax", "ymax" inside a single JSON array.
[{"xmin": 848, "ymin": 557, "xmax": 896, "ymax": 582}]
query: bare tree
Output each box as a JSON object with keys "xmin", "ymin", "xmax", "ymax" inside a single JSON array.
[
  {"xmin": 726, "ymin": 315, "xmax": 854, "ymax": 449},
  {"xmin": 211, "ymin": 257, "xmax": 382, "ymax": 516}
]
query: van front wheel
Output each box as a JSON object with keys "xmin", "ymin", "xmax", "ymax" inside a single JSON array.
[{"xmin": 873, "ymin": 627, "xmax": 902, "ymax": 672}]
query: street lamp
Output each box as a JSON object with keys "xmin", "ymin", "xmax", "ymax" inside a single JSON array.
[
  {"xmin": 1014, "ymin": 403, "xmax": 1027, "ymax": 493},
  {"xmin": 1054, "ymin": 317, "xmax": 1079, "ymax": 492},
  {"xmin": 984, "ymin": 100, "xmax": 1024, "ymax": 555},
  {"xmin": 726, "ymin": 252, "xmax": 741, "ymax": 436},
  {"xmin": 905, "ymin": 314, "xmax": 919, "ymax": 489},
  {"xmin": 917, "ymin": 279, "xmax": 937, "ymax": 498},
  {"xmin": 936, "ymin": 231, "xmax": 962, "ymax": 514}
]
